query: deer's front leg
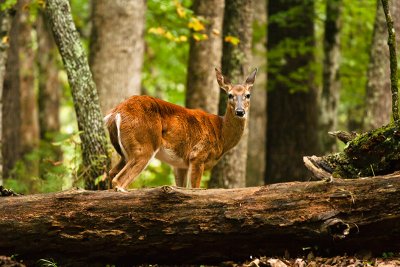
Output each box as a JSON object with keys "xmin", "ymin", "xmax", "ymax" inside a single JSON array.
[{"xmin": 189, "ymin": 162, "xmax": 204, "ymax": 188}]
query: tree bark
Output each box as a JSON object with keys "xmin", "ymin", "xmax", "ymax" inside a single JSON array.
[
  {"xmin": 0, "ymin": 4, "xmax": 15, "ymax": 184},
  {"xmin": 209, "ymin": 0, "xmax": 253, "ymax": 188},
  {"xmin": 185, "ymin": 0, "xmax": 224, "ymax": 115},
  {"xmin": 89, "ymin": 0, "xmax": 145, "ymax": 114},
  {"xmin": 364, "ymin": 0, "xmax": 400, "ymax": 130},
  {"xmin": 19, "ymin": 0, "xmax": 39, "ymax": 156},
  {"xmin": 320, "ymin": 0, "xmax": 342, "ymax": 152},
  {"xmin": 1, "ymin": 174, "xmax": 400, "ymax": 266},
  {"xmin": 2, "ymin": 5, "xmax": 21, "ymax": 180},
  {"xmin": 267, "ymin": 0, "xmax": 320, "ymax": 183},
  {"xmin": 45, "ymin": 0, "xmax": 110, "ymax": 189},
  {"xmin": 37, "ymin": 10, "xmax": 61, "ymax": 143},
  {"xmin": 246, "ymin": 0, "xmax": 267, "ymax": 186},
  {"xmin": 18, "ymin": 0, "xmax": 39, "ymax": 179},
  {"xmin": 381, "ymin": 0, "xmax": 399, "ymax": 123}
]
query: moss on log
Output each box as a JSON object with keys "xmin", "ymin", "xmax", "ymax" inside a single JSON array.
[{"xmin": 306, "ymin": 123, "xmax": 400, "ymax": 178}]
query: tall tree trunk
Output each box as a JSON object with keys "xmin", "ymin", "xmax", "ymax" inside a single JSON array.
[
  {"xmin": 266, "ymin": 0, "xmax": 320, "ymax": 183},
  {"xmin": 18, "ymin": 0, "xmax": 39, "ymax": 180},
  {"xmin": 246, "ymin": 0, "xmax": 267, "ymax": 187},
  {"xmin": 209, "ymin": 0, "xmax": 253, "ymax": 188},
  {"xmin": 89, "ymin": 0, "xmax": 146, "ymax": 114},
  {"xmin": 364, "ymin": 0, "xmax": 400, "ymax": 130},
  {"xmin": 37, "ymin": 10, "xmax": 61, "ymax": 143},
  {"xmin": 37, "ymin": 8, "xmax": 62, "ymax": 179},
  {"xmin": 0, "ymin": 5, "xmax": 15, "ymax": 184},
  {"xmin": 320, "ymin": 0, "xmax": 342, "ymax": 153},
  {"xmin": 45, "ymin": 0, "xmax": 110, "ymax": 190},
  {"xmin": 2, "ymin": 5, "xmax": 21, "ymax": 180},
  {"xmin": 185, "ymin": 0, "xmax": 224, "ymax": 115}
]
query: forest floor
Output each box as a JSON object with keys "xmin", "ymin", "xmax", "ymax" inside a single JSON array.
[
  {"xmin": 2, "ymin": 254, "xmax": 400, "ymax": 267},
  {"xmin": 235, "ymin": 254, "xmax": 400, "ymax": 267}
]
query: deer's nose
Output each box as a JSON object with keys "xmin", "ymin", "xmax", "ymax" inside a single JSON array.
[{"xmin": 235, "ymin": 109, "xmax": 245, "ymax": 117}]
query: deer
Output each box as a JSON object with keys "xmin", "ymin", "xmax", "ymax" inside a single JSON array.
[{"xmin": 104, "ymin": 68, "xmax": 257, "ymax": 190}]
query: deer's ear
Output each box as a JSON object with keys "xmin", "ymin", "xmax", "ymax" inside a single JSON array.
[
  {"xmin": 245, "ymin": 68, "xmax": 258, "ymax": 88},
  {"xmin": 215, "ymin": 67, "xmax": 231, "ymax": 92}
]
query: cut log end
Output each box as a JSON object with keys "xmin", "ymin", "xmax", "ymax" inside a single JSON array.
[{"xmin": 303, "ymin": 156, "xmax": 332, "ymax": 181}]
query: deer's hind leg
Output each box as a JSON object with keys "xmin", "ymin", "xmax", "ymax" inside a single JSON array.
[
  {"xmin": 112, "ymin": 146, "xmax": 156, "ymax": 189},
  {"xmin": 109, "ymin": 158, "xmax": 125, "ymax": 179}
]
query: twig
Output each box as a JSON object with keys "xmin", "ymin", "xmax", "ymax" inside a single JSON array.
[{"xmin": 381, "ymin": 0, "xmax": 399, "ymax": 122}]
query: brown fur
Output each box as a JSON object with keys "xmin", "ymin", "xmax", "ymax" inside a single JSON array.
[{"xmin": 106, "ymin": 68, "xmax": 257, "ymax": 188}]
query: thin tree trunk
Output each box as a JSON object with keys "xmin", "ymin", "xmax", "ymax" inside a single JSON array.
[
  {"xmin": 2, "ymin": 6, "xmax": 21, "ymax": 179},
  {"xmin": 266, "ymin": 0, "xmax": 320, "ymax": 183},
  {"xmin": 246, "ymin": 0, "xmax": 267, "ymax": 186},
  {"xmin": 90, "ymin": 0, "xmax": 145, "ymax": 114},
  {"xmin": 37, "ymin": 10, "xmax": 61, "ymax": 144},
  {"xmin": 364, "ymin": 0, "xmax": 400, "ymax": 130},
  {"xmin": 45, "ymin": 0, "xmax": 110, "ymax": 190},
  {"xmin": 320, "ymin": 0, "xmax": 342, "ymax": 153},
  {"xmin": 1, "ymin": 174, "xmax": 400, "ymax": 265},
  {"xmin": 0, "ymin": 5, "xmax": 15, "ymax": 184},
  {"xmin": 209, "ymin": 0, "xmax": 253, "ymax": 188},
  {"xmin": 185, "ymin": 0, "xmax": 224, "ymax": 115},
  {"xmin": 18, "ymin": 0, "xmax": 39, "ymax": 181}
]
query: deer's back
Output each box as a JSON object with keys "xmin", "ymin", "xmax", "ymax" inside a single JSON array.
[{"xmin": 107, "ymin": 95, "xmax": 224, "ymax": 168}]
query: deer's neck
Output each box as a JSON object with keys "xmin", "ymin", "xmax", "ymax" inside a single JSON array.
[{"xmin": 221, "ymin": 106, "xmax": 246, "ymax": 153}]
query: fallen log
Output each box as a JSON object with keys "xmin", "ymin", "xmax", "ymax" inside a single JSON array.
[{"xmin": 1, "ymin": 175, "xmax": 400, "ymax": 266}]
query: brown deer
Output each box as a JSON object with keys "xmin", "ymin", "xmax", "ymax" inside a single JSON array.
[{"xmin": 105, "ymin": 68, "xmax": 257, "ymax": 190}]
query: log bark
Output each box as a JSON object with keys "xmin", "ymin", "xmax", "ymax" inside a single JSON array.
[{"xmin": 1, "ymin": 175, "xmax": 400, "ymax": 266}]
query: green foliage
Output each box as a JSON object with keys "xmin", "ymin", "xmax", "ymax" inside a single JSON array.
[
  {"xmin": 0, "ymin": 0, "xmax": 16, "ymax": 11},
  {"xmin": 70, "ymin": 0, "xmax": 90, "ymax": 51},
  {"xmin": 4, "ymin": 131, "xmax": 82, "ymax": 194},
  {"xmin": 143, "ymin": 0, "xmax": 192, "ymax": 105},
  {"xmin": 338, "ymin": 0, "xmax": 376, "ymax": 128}
]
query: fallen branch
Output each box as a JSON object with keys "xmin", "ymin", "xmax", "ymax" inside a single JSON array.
[{"xmin": 1, "ymin": 175, "xmax": 400, "ymax": 265}]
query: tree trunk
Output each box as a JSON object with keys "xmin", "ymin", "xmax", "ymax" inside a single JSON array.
[
  {"xmin": 209, "ymin": 0, "xmax": 253, "ymax": 188},
  {"xmin": 0, "ymin": 5, "xmax": 15, "ymax": 184},
  {"xmin": 266, "ymin": 0, "xmax": 320, "ymax": 183},
  {"xmin": 37, "ymin": 10, "xmax": 61, "ymax": 144},
  {"xmin": 18, "ymin": 0, "xmax": 39, "ymax": 179},
  {"xmin": 246, "ymin": 0, "xmax": 267, "ymax": 187},
  {"xmin": 89, "ymin": 0, "xmax": 145, "ymax": 114},
  {"xmin": 2, "ymin": 6, "xmax": 21, "ymax": 180},
  {"xmin": 320, "ymin": 0, "xmax": 342, "ymax": 153},
  {"xmin": 364, "ymin": 0, "xmax": 400, "ymax": 130},
  {"xmin": 45, "ymin": 0, "xmax": 110, "ymax": 190},
  {"xmin": 185, "ymin": 0, "xmax": 224, "ymax": 115},
  {"xmin": 1, "ymin": 174, "xmax": 400, "ymax": 266}
]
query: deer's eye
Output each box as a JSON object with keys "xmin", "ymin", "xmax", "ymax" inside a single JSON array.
[
  {"xmin": 245, "ymin": 93, "xmax": 251, "ymax": 99},
  {"xmin": 228, "ymin": 93, "xmax": 234, "ymax": 100}
]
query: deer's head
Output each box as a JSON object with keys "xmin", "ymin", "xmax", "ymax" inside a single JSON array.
[{"xmin": 215, "ymin": 68, "xmax": 257, "ymax": 118}]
